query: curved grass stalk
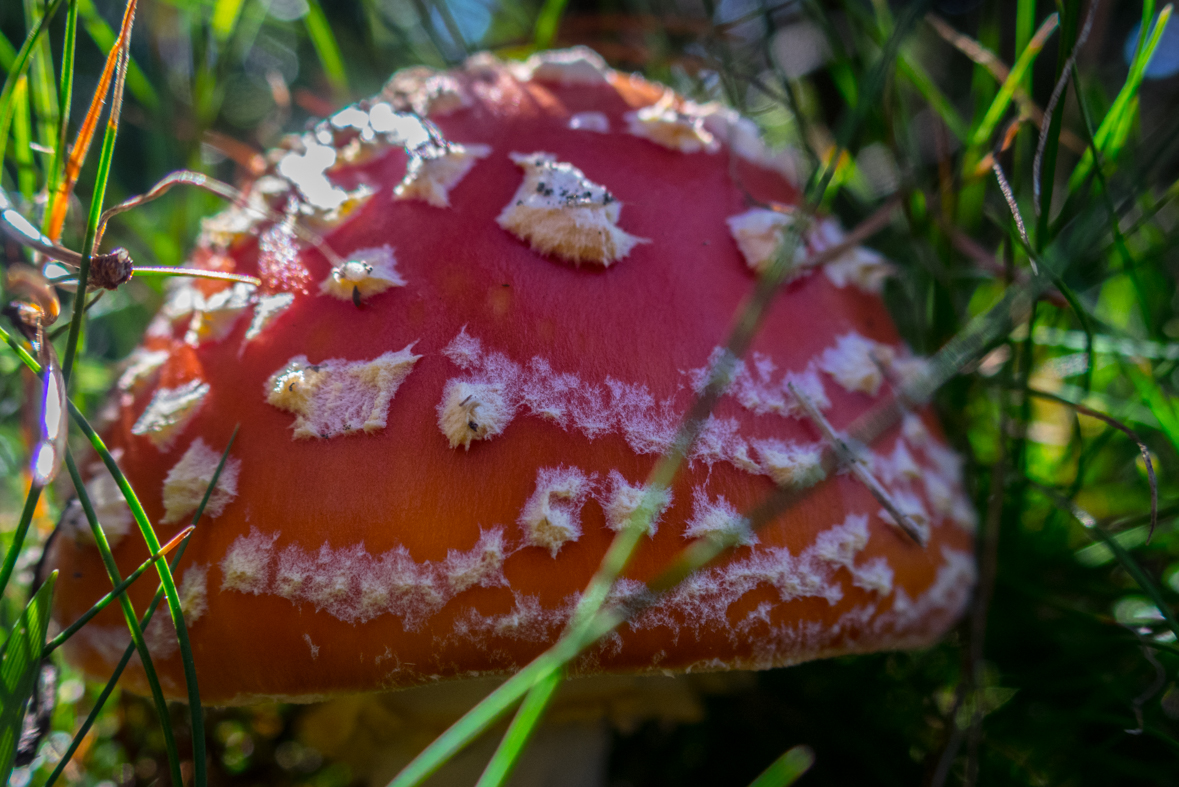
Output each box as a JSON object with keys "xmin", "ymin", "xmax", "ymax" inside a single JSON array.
[
  {"xmin": 42, "ymin": 429, "xmax": 237, "ymax": 787},
  {"xmin": 62, "ymin": 449, "xmax": 184, "ymax": 787}
]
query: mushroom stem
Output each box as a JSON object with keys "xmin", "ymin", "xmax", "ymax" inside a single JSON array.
[{"xmin": 788, "ymin": 382, "xmax": 929, "ymax": 546}]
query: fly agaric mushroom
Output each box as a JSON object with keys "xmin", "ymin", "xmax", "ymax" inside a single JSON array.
[{"xmin": 46, "ymin": 48, "xmax": 976, "ymax": 714}]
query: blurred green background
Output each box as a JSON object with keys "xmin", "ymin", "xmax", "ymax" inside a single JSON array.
[{"xmin": 2, "ymin": 0, "xmax": 1179, "ymax": 785}]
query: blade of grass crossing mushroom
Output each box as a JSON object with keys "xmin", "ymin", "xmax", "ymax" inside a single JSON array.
[
  {"xmin": 62, "ymin": 449, "xmax": 185, "ymax": 787},
  {"xmin": 0, "ymin": 573, "xmax": 56, "ymax": 786},
  {"xmin": 475, "ymin": 667, "xmax": 564, "ymax": 787},
  {"xmin": 60, "ymin": 0, "xmax": 135, "ymax": 383},
  {"xmin": 65, "ymin": 399, "xmax": 208, "ymax": 787},
  {"xmin": 746, "ymin": 745, "xmax": 815, "ymax": 787},
  {"xmin": 42, "ymin": 525, "xmax": 194, "ymax": 655},
  {"xmin": 42, "ymin": 429, "xmax": 237, "ymax": 787},
  {"xmin": 1066, "ymin": 5, "xmax": 1172, "ymax": 194}
]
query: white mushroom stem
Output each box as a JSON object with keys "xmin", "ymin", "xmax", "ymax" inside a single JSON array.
[{"xmin": 787, "ymin": 382, "xmax": 929, "ymax": 546}]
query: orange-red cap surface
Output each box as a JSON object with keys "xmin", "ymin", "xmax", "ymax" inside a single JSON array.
[{"xmin": 47, "ymin": 48, "xmax": 976, "ymax": 705}]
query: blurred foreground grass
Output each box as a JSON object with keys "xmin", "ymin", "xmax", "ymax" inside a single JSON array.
[{"xmin": 2, "ymin": 0, "xmax": 1179, "ymax": 785}]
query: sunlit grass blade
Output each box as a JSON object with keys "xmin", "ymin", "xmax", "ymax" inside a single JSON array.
[
  {"xmin": 13, "ymin": 76, "xmax": 35, "ymax": 197},
  {"xmin": 0, "ymin": 572, "xmax": 56, "ymax": 786},
  {"xmin": 475, "ymin": 667, "xmax": 564, "ymax": 787},
  {"xmin": 0, "ymin": 486, "xmax": 43, "ymax": 602},
  {"xmin": 46, "ymin": 0, "xmax": 136, "ymax": 243},
  {"xmin": 963, "ymin": 13, "xmax": 1058, "ymax": 176},
  {"xmin": 1033, "ymin": 484, "xmax": 1179, "ymax": 641},
  {"xmin": 42, "ymin": 525, "xmax": 194, "ymax": 655},
  {"xmin": 63, "ymin": 448, "xmax": 184, "ymax": 787},
  {"xmin": 1067, "ymin": 4, "xmax": 1173, "ymax": 193},
  {"xmin": 43, "ymin": 0, "xmax": 79, "ymax": 237},
  {"xmin": 304, "ymin": 0, "xmax": 349, "ymax": 101},
  {"xmin": 0, "ymin": 0, "xmax": 65, "ymax": 168},
  {"xmin": 896, "ymin": 54, "xmax": 969, "ymax": 142},
  {"xmin": 24, "ymin": 0, "xmax": 60, "ymax": 155},
  {"xmin": 747, "ymin": 745, "xmax": 814, "ymax": 787},
  {"xmin": 211, "ymin": 0, "xmax": 247, "ymax": 42},
  {"xmin": 75, "ymin": 0, "xmax": 157, "ymax": 110},
  {"xmin": 532, "ymin": 0, "xmax": 569, "ymax": 50},
  {"xmin": 42, "ymin": 429, "xmax": 237, "ymax": 787}
]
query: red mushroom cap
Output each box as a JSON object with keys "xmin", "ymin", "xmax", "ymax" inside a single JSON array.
[{"xmin": 48, "ymin": 47, "xmax": 975, "ymax": 705}]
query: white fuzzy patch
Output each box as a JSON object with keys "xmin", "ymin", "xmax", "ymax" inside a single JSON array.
[
  {"xmin": 440, "ymin": 329, "xmax": 680, "ymax": 457},
  {"xmin": 684, "ymin": 490, "xmax": 756, "ymax": 546},
  {"xmin": 523, "ymin": 46, "xmax": 612, "ymax": 85},
  {"xmin": 726, "ymin": 208, "xmax": 803, "ymax": 274},
  {"xmin": 382, "ymin": 69, "xmax": 469, "ymax": 116},
  {"xmin": 810, "ymin": 219, "xmax": 895, "ymax": 294},
  {"xmin": 303, "ymin": 634, "xmax": 319, "ymax": 659},
  {"xmin": 442, "ymin": 528, "xmax": 509, "ymax": 593},
  {"xmin": 221, "ymin": 528, "xmax": 278, "ymax": 595},
  {"xmin": 117, "ymin": 348, "xmax": 170, "ymax": 392},
  {"xmin": 178, "ymin": 565, "xmax": 209, "ymax": 623},
  {"xmin": 185, "ymin": 283, "xmax": 256, "ymax": 346},
  {"xmin": 753, "ymin": 439, "xmax": 825, "ymax": 488},
  {"xmin": 454, "ymin": 593, "xmax": 574, "ymax": 643},
  {"xmin": 700, "ymin": 104, "xmax": 803, "ymax": 186},
  {"xmin": 60, "ymin": 462, "xmax": 133, "ymax": 547},
  {"xmin": 319, "ymin": 246, "xmax": 405, "ymax": 303},
  {"xmin": 601, "ymin": 471, "xmax": 671, "ymax": 536},
  {"xmin": 518, "ymin": 466, "xmax": 592, "ymax": 557},
  {"xmin": 874, "ymin": 441, "xmax": 922, "ymax": 486},
  {"xmin": 245, "ymin": 293, "xmax": 295, "ymax": 341},
  {"xmin": 625, "ymin": 94, "xmax": 720, "ymax": 154},
  {"xmin": 497, "ymin": 151, "xmax": 645, "ymax": 267},
  {"xmin": 131, "ymin": 379, "xmax": 210, "ymax": 449},
  {"xmin": 160, "ymin": 438, "xmax": 241, "ymax": 525},
  {"xmin": 395, "ymin": 142, "xmax": 491, "ymax": 207},
  {"xmin": 436, "ymin": 379, "xmax": 513, "ymax": 449},
  {"xmin": 569, "ymin": 112, "xmax": 610, "ymax": 133},
  {"xmin": 265, "ymin": 347, "xmax": 420, "ymax": 439},
  {"xmin": 818, "ymin": 332, "xmax": 893, "ymax": 396}
]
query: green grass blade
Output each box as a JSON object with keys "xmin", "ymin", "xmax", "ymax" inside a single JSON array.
[
  {"xmin": 13, "ymin": 76, "xmax": 36, "ymax": 197},
  {"xmin": 964, "ymin": 13, "xmax": 1058, "ymax": 172},
  {"xmin": 211, "ymin": 0, "xmax": 247, "ymax": 42},
  {"xmin": 42, "ymin": 524, "xmax": 194, "ymax": 655},
  {"xmin": 0, "ymin": 0, "xmax": 65, "ymax": 166},
  {"xmin": 747, "ymin": 745, "xmax": 815, "ymax": 787},
  {"xmin": 1067, "ymin": 5, "xmax": 1172, "ymax": 193},
  {"xmin": 475, "ymin": 667, "xmax": 564, "ymax": 787},
  {"xmin": 532, "ymin": 0, "xmax": 569, "ymax": 50},
  {"xmin": 44, "ymin": 0, "xmax": 79, "ymax": 228},
  {"xmin": 24, "ymin": 0, "xmax": 61, "ymax": 156},
  {"xmin": 0, "ymin": 572, "xmax": 55, "ymax": 786},
  {"xmin": 0, "ymin": 29, "xmax": 16, "ymax": 70},
  {"xmin": 43, "ymin": 429, "xmax": 237, "ymax": 787},
  {"xmin": 66, "ymin": 402, "xmax": 208, "ymax": 787},
  {"xmin": 304, "ymin": 0, "xmax": 349, "ymax": 101},
  {"xmin": 896, "ymin": 54, "xmax": 969, "ymax": 142},
  {"xmin": 63, "ymin": 449, "xmax": 185, "ymax": 787},
  {"xmin": 0, "ymin": 488, "xmax": 43, "ymax": 604}
]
